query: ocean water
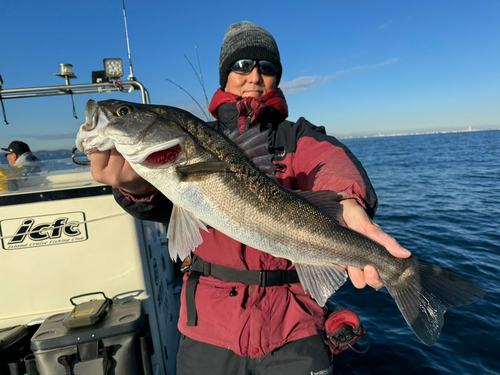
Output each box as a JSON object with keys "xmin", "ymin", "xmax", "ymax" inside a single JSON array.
[{"xmin": 330, "ymin": 130, "xmax": 500, "ymax": 375}]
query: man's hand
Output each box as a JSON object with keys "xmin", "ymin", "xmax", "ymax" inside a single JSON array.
[
  {"xmin": 89, "ymin": 148, "xmax": 157, "ymax": 195},
  {"xmin": 339, "ymin": 199, "xmax": 411, "ymax": 290}
]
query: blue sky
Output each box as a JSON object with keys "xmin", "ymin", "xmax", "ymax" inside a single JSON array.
[{"xmin": 0, "ymin": 0, "xmax": 499, "ymax": 151}]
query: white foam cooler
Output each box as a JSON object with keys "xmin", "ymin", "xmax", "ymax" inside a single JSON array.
[{"xmin": 31, "ymin": 298, "xmax": 146, "ymax": 375}]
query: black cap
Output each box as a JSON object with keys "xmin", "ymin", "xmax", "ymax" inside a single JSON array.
[
  {"xmin": 219, "ymin": 21, "xmax": 282, "ymax": 90},
  {"xmin": 1, "ymin": 141, "xmax": 31, "ymax": 156}
]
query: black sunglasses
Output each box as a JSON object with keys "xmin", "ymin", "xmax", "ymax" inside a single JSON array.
[{"xmin": 231, "ymin": 59, "xmax": 277, "ymax": 76}]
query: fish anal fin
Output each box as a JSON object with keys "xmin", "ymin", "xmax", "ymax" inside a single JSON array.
[
  {"xmin": 166, "ymin": 205, "xmax": 209, "ymax": 261},
  {"xmin": 294, "ymin": 263, "xmax": 348, "ymax": 307},
  {"xmin": 176, "ymin": 161, "xmax": 230, "ymax": 181}
]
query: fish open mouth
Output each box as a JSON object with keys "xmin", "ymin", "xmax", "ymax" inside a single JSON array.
[
  {"xmin": 122, "ymin": 136, "xmax": 185, "ymax": 164},
  {"xmin": 143, "ymin": 145, "xmax": 181, "ymax": 165}
]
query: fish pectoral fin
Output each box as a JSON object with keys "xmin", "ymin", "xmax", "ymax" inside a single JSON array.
[
  {"xmin": 176, "ymin": 161, "xmax": 230, "ymax": 181},
  {"xmin": 294, "ymin": 263, "xmax": 348, "ymax": 307},
  {"xmin": 166, "ymin": 205, "xmax": 209, "ymax": 261}
]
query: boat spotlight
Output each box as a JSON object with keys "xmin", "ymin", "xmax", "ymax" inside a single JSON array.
[{"xmin": 103, "ymin": 58, "xmax": 124, "ymax": 80}]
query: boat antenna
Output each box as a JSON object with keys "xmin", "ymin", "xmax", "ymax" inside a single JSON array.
[{"xmin": 122, "ymin": 0, "xmax": 136, "ymax": 81}]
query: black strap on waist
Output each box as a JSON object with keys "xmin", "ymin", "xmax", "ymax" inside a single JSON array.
[
  {"xmin": 189, "ymin": 254, "xmax": 300, "ymax": 286},
  {"xmin": 185, "ymin": 255, "xmax": 300, "ymax": 326}
]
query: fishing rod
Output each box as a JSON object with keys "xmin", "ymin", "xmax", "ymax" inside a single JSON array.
[{"xmin": 122, "ymin": 0, "xmax": 136, "ymax": 81}]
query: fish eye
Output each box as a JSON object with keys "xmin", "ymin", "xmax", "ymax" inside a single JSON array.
[{"xmin": 116, "ymin": 106, "xmax": 133, "ymax": 116}]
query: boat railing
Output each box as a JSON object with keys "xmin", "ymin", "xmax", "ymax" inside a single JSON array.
[{"xmin": 0, "ymin": 80, "xmax": 150, "ymax": 104}]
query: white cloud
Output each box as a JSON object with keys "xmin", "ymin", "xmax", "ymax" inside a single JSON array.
[
  {"xmin": 280, "ymin": 76, "xmax": 322, "ymax": 96},
  {"xmin": 281, "ymin": 58, "xmax": 400, "ymax": 96},
  {"xmin": 330, "ymin": 58, "xmax": 400, "ymax": 79}
]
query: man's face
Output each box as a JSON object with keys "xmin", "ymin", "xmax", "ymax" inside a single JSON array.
[
  {"xmin": 225, "ymin": 67, "xmax": 277, "ymax": 99},
  {"xmin": 5, "ymin": 152, "xmax": 17, "ymax": 166}
]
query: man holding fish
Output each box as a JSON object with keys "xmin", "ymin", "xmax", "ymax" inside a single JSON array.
[{"xmin": 84, "ymin": 22, "xmax": 450, "ymax": 375}]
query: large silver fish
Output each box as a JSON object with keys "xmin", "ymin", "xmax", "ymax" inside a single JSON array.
[{"xmin": 76, "ymin": 99, "xmax": 485, "ymax": 346}]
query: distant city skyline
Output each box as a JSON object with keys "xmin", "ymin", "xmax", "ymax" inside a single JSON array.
[
  {"xmin": 335, "ymin": 123, "xmax": 499, "ymax": 139},
  {"xmin": 338, "ymin": 125, "xmax": 499, "ymax": 139}
]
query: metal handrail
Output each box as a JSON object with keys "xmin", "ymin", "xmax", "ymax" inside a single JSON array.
[{"xmin": 0, "ymin": 80, "xmax": 150, "ymax": 104}]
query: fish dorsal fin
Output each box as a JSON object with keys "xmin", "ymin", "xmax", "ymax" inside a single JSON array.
[
  {"xmin": 176, "ymin": 161, "xmax": 230, "ymax": 181},
  {"xmin": 294, "ymin": 190, "xmax": 346, "ymax": 225},
  {"xmin": 224, "ymin": 125, "xmax": 278, "ymax": 181},
  {"xmin": 225, "ymin": 124, "xmax": 265, "ymax": 147},
  {"xmin": 166, "ymin": 205, "xmax": 209, "ymax": 261},
  {"xmin": 224, "ymin": 127, "xmax": 240, "ymax": 141},
  {"xmin": 294, "ymin": 263, "xmax": 348, "ymax": 307}
]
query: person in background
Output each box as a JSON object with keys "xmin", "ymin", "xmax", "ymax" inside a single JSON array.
[
  {"xmin": 1, "ymin": 141, "xmax": 44, "ymax": 190},
  {"xmin": 89, "ymin": 21, "xmax": 411, "ymax": 375},
  {"xmin": 2, "ymin": 141, "xmax": 44, "ymax": 174}
]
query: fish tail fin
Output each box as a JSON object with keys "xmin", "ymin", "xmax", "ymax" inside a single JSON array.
[{"xmin": 385, "ymin": 257, "xmax": 485, "ymax": 346}]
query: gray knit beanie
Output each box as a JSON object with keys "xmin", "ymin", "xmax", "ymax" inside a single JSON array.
[{"xmin": 219, "ymin": 21, "xmax": 282, "ymax": 90}]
